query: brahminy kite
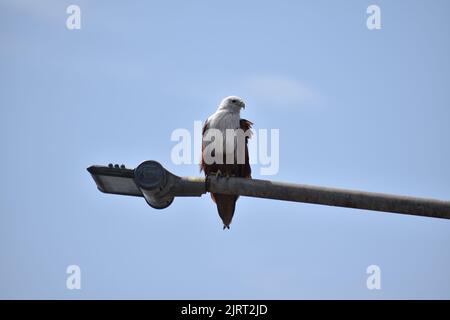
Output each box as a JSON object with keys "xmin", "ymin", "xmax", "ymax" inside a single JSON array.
[{"xmin": 200, "ymin": 96, "xmax": 253, "ymax": 229}]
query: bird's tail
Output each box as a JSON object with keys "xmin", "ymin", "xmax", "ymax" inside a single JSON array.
[{"xmin": 211, "ymin": 193, "xmax": 238, "ymax": 229}]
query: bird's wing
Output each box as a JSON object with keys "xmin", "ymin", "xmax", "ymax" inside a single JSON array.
[{"xmin": 239, "ymin": 118, "xmax": 253, "ymax": 178}]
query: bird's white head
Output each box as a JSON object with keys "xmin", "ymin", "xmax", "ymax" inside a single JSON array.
[{"xmin": 218, "ymin": 96, "xmax": 246, "ymax": 113}]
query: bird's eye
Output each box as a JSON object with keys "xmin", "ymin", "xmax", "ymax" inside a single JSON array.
[{"xmin": 231, "ymin": 99, "xmax": 237, "ymax": 103}]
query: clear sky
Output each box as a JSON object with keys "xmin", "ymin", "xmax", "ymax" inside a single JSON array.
[{"xmin": 1, "ymin": 0, "xmax": 449, "ymax": 299}]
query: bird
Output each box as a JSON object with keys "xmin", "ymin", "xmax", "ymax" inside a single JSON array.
[{"xmin": 200, "ymin": 96, "xmax": 253, "ymax": 229}]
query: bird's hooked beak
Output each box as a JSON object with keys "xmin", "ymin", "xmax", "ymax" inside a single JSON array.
[{"xmin": 242, "ymin": 102, "xmax": 246, "ymax": 109}]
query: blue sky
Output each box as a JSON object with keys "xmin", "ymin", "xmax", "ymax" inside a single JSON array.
[{"xmin": 1, "ymin": 0, "xmax": 449, "ymax": 299}]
